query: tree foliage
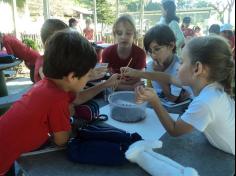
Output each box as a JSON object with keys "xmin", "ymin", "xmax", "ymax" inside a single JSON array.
[
  {"xmin": 3, "ymin": 0, "xmax": 26, "ymax": 9},
  {"xmin": 96, "ymin": 0, "xmax": 115, "ymax": 25}
]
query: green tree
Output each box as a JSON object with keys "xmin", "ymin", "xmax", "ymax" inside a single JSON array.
[
  {"xmin": 96, "ymin": 0, "xmax": 115, "ymax": 25},
  {"xmin": 194, "ymin": 0, "xmax": 210, "ymax": 8},
  {"xmin": 3, "ymin": 0, "xmax": 26, "ymax": 9},
  {"xmin": 145, "ymin": 1, "xmax": 160, "ymax": 11},
  {"xmin": 74, "ymin": 0, "xmax": 92, "ymax": 8}
]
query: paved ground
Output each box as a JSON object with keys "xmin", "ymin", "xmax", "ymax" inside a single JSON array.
[{"xmin": 6, "ymin": 76, "xmax": 33, "ymax": 94}]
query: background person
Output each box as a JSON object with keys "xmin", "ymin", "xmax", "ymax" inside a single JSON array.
[
  {"xmin": 193, "ymin": 25, "xmax": 202, "ymax": 37},
  {"xmin": 158, "ymin": 0, "xmax": 185, "ymax": 56},
  {"xmin": 83, "ymin": 17, "xmax": 94, "ymax": 41},
  {"xmin": 181, "ymin": 16, "xmax": 194, "ymax": 39},
  {"xmin": 220, "ymin": 23, "xmax": 235, "ymax": 59},
  {"xmin": 208, "ymin": 24, "xmax": 220, "ymax": 35}
]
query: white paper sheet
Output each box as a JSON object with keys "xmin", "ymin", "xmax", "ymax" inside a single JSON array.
[{"xmin": 100, "ymin": 105, "xmax": 179, "ymax": 140}]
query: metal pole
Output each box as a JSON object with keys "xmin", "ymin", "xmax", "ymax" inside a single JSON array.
[
  {"xmin": 93, "ymin": 0, "xmax": 97, "ymax": 42},
  {"xmin": 11, "ymin": 0, "xmax": 19, "ymax": 38},
  {"xmin": 43, "ymin": 0, "xmax": 50, "ymax": 21},
  {"xmin": 140, "ymin": 0, "xmax": 144, "ymax": 36},
  {"xmin": 116, "ymin": 0, "xmax": 119, "ymax": 18}
]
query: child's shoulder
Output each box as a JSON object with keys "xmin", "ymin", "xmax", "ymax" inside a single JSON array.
[{"xmin": 132, "ymin": 44, "xmax": 145, "ymax": 54}]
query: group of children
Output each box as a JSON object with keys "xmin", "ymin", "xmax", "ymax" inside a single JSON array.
[{"xmin": 0, "ymin": 7, "xmax": 235, "ymax": 175}]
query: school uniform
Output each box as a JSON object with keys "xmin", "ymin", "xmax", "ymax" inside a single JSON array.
[
  {"xmin": 181, "ymin": 82, "xmax": 235, "ymax": 155},
  {"xmin": 146, "ymin": 55, "xmax": 183, "ymax": 97},
  {"xmin": 102, "ymin": 44, "xmax": 146, "ymax": 74},
  {"xmin": 0, "ymin": 78, "xmax": 75, "ymax": 174},
  {"xmin": 2, "ymin": 34, "xmax": 40, "ymax": 67},
  {"xmin": 34, "ymin": 55, "xmax": 44, "ymax": 82}
]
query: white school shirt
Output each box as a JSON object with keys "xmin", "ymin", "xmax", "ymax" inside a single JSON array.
[
  {"xmin": 181, "ymin": 82, "xmax": 235, "ymax": 155},
  {"xmin": 146, "ymin": 55, "xmax": 182, "ymax": 96}
]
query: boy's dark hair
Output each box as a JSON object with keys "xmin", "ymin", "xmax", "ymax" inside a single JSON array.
[
  {"xmin": 43, "ymin": 29, "xmax": 97, "ymax": 79},
  {"xmin": 41, "ymin": 19, "xmax": 68, "ymax": 44},
  {"xmin": 144, "ymin": 24, "xmax": 176, "ymax": 53},
  {"xmin": 209, "ymin": 24, "xmax": 220, "ymax": 35},
  {"xmin": 69, "ymin": 18, "xmax": 77, "ymax": 27},
  {"xmin": 162, "ymin": 1, "xmax": 179, "ymax": 24},
  {"xmin": 183, "ymin": 17, "xmax": 191, "ymax": 24},
  {"xmin": 187, "ymin": 36, "xmax": 235, "ymax": 96}
]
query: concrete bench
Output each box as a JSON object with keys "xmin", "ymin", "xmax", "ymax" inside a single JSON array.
[{"xmin": 0, "ymin": 87, "xmax": 30, "ymax": 108}]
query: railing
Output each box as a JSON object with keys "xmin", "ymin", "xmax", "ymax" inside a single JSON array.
[
  {"xmin": 20, "ymin": 33, "xmax": 43, "ymax": 51},
  {"xmin": 20, "ymin": 32, "xmax": 144, "ymax": 50}
]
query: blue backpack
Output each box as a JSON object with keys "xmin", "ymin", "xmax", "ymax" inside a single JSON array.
[{"xmin": 67, "ymin": 124, "xmax": 142, "ymax": 166}]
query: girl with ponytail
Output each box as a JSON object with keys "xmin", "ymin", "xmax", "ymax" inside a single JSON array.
[{"xmin": 132, "ymin": 36, "xmax": 235, "ymax": 155}]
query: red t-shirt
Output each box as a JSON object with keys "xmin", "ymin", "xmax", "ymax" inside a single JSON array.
[
  {"xmin": 34, "ymin": 55, "xmax": 44, "ymax": 82},
  {"xmin": 181, "ymin": 27, "xmax": 194, "ymax": 38},
  {"xmin": 83, "ymin": 28, "xmax": 94, "ymax": 41},
  {"xmin": 0, "ymin": 78, "xmax": 75, "ymax": 174},
  {"xmin": 102, "ymin": 44, "xmax": 146, "ymax": 73},
  {"xmin": 3, "ymin": 35, "xmax": 40, "ymax": 66}
]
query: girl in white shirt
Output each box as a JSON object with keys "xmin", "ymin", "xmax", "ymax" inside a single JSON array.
[{"xmin": 133, "ymin": 36, "xmax": 235, "ymax": 155}]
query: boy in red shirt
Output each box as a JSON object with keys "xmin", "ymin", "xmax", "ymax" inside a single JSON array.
[
  {"xmin": 181, "ymin": 17, "xmax": 194, "ymax": 39},
  {"xmin": 0, "ymin": 30, "xmax": 119, "ymax": 175},
  {"xmin": 83, "ymin": 17, "xmax": 94, "ymax": 41}
]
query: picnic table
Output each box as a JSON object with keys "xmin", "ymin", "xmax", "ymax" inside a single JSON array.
[
  {"xmin": 0, "ymin": 59, "xmax": 22, "ymax": 115},
  {"xmin": 16, "ymin": 97, "xmax": 235, "ymax": 176}
]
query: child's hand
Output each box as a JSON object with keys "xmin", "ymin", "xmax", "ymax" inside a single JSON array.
[
  {"xmin": 90, "ymin": 67, "xmax": 108, "ymax": 81},
  {"xmin": 69, "ymin": 104, "xmax": 75, "ymax": 117},
  {"xmin": 120, "ymin": 67, "xmax": 138, "ymax": 77},
  {"xmin": 104, "ymin": 73, "xmax": 121, "ymax": 88},
  {"xmin": 135, "ymin": 86, "xmax": 159, "ymax": 105}
]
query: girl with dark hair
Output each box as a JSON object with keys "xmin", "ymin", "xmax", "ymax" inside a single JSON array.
[
  {"xmin": 128, "ymin": 24, "xmax": 191, "ymax": 103},
  {"xmin": 133, "ymin": 36, "xmax": 235, "ymax": 155},
  {"xmin": 192, "ymin": 25, "xmax": 201, "ymax": 37},
  {"xmin": 158, "ymin": 0, "xmax": 185, "ymax": 56}
]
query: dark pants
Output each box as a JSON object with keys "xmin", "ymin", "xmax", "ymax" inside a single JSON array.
[{"xmin": 6, "ymin": 164, "xmax": 15, "ymax": 176}]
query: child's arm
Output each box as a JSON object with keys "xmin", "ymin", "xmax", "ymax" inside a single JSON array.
[
  {"xmin": 38, "ymin": 66, "xmax": 45, "ymax": 80},
  {"xmin": 121, "ymin": 67, "xmax": 182, "ymax": 88},
  {"xmin": 135, "ymin": 86, "xmax": 193, "ymax": 137},
  {"xmin": 72, "ymin": 74, "xmax": 120, "ymax": 105},
  {"xmin": 116, "ymin": 67, "xmax": 146, "ymax": 90},
  {"xmin": 53, "ymin": 131, "xmax": 70, "ymax": 146}
]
